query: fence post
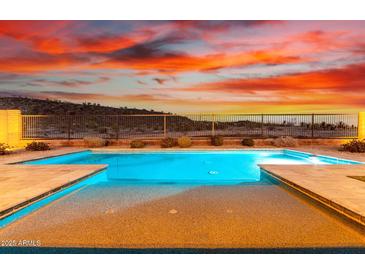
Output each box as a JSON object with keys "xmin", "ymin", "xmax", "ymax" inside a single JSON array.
[
  {"xmin": 67, "ymin": 115, "xmax": 71, "ymax": 140},
  {"xmin": 116, "ymin": 116, "xmax": 120, "ymax": 141},
  {"xmin": 163, "ymin": 115, "xmax": 167, "ymax": 137},
  {"xmin": 212, "ymin": 114, "xmax": 216, "ymax": 136},
  {"xmin": 311, "ymin": 114, "xmax": 314, "ymax": 138},
  {"xmin": 261, "ymin": 114, "xmax": 264, "ymax": 137},
  {"xmin": 358, "ymin": 112, "xmax": 365, "ymax": 139}
]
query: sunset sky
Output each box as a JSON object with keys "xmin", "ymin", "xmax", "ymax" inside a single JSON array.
[{"xmin": 0, "ymin": 20, "xmax": 365, "ymax": 113}]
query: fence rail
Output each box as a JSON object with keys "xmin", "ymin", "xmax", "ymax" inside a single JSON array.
[{"xmin": 21, "ymin": 113, "xmax": 359, "ymax": 140}]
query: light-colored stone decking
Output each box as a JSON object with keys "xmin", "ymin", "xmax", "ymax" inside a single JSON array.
[
  {"xmin": 258, "ymin": 146, "xmax": 365, "ymax": 226},
  {"xmin": 0, "ymin": 164, "xmax": 106, "ymax": 217},
  {"xmin": 261, "ymin": 164, "xmax": 365, "ymax": 225},
  {"xmin": 0, "ymin": 148, "xmax": 106, "ymax": 218},
  {"xmin": 0, "ymin": 147, "xmax": 87, "ymax": 165}
]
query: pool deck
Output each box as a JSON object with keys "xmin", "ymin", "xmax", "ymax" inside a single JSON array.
[
  {"xmin": 261, "ymin": 146, "xmax": 365, "ymax": 226},
  {"xmin": 0, "ymin": 147, "xmax": 87, "ymax": 165},
  {"xmin": 0, "ymin": 148, "xmax": 106, "ymax": 218},
  {"xmin": 261, "ymin": 164, "xmax": 365, "ymax": 226},
  {"xmin": 1, "ymin": 145, "xmax": 365, "ymax": 227}
]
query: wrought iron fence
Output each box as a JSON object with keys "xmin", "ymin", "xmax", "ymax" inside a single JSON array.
[{"xmin": 21, "ymin": 113, "xmax": 359, "ymax": 140}]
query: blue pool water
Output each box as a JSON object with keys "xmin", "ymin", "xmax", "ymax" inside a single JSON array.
[{"xmin": 25, "ymin": 149, "xmax": 361, "ymax": 184}]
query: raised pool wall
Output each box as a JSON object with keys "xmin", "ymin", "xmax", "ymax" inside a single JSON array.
[
  {"xmin": 0, "ymin": 110, "xmax": 22, "ymax": 147},
  {"xmin": 358, "ymin": 112, "xmax": 365, "ymax": 140}
]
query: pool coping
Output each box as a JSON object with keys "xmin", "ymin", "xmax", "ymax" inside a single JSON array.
[
  {"xmin": 3, "ymin": 149, "xmax": 90, "ymax": 165},
  {"xmin": 89, "ymin": 148, "xmax": 364, "ymax": 164},
  {"xmin": 91, "ymin": 147, "xmax": 285, "ymax": 153}
]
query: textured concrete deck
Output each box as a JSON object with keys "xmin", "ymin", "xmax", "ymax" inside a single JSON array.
[
  {"xmin": 1, "ymin": 184, "xmax": 364, "ymax": 249},
  {"xmin": 261, "ymin": 164, "xmax": 365, "ymax": 226}
]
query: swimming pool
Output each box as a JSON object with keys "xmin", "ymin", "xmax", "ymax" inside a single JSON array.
[
  {"xmin": 1, "ymin": 149, "xmax": 364, "ymax": 250},
  {"xmin": 25, "ymin": 149, "xmax": 361, "ymax": 185}
]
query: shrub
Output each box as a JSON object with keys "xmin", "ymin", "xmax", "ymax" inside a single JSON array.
[
  {"xmin": 263, "ymin": 138, "xmax": 274, "ymax": 146},
  {"xmin": 0, "ymin": 143, "xmax": 11, "ymax": 155},
  {"xmin": 60, "ymin": 140, "xmax": 74, "ymax": 147},
  {"xmin": 83, "ymin": 136, "xmax": 107, "ymax": 148},
  {"xmin": 177, "ymin": 136, "xmax": 192, "ymax": 148},
  {"xmin": 340, "ymin": 139, "xmax": 365, "ymax": 153},
  {"xmin": 241, "ymin": 138, "xmax": 255, "ymax": 147},
  {"xmin": 25, "ymin": 141, "xmax": 51, "ymax": 151},
  {"xmin": 272, "ymin": 136, "xmax": 298, "ymax": 147},
  {"xmin": 130, "ymin": 140, "xmax": 146, "ymax": 148},
  {"xmin": 160, "ymin": 137, "xmax": 177, "ymax": 148},
  {"xmin": 211, "ymin": 135, "xmax": 224, "ymax": 146}
]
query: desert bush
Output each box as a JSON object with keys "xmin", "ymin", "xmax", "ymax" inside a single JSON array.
[
  {"xmin": 272, "ymin": 136, "xmax": 298, "ymax": 147},
  {"xmin": 160, "ymin": 137, "xmax": 177, "ymax": 148},
  {"xmin": 211, "ymin": 135, "xmax": 224, "ymax": 146},
  {"xmin": 340, "ymin": 139, "xmax": 365, "ymax": 153},
  {"xmin": 83, "ymin": 136, "xmax": 107, "ymax": 148},
  {"xmin": 263, "ymin": 138, "xmax": 274, "ymax": 146},
  {"xmin": 177, "ymin": 136, "xmax": 192, "ymax": 148},
  {"xmin": 25, "ymin": 141, "xmax": 51, "ymax": 151},
  {"xmin": 241, "ymin": 138, "xmax": 255, "ymax": 147},
  {"xmin": 130, "ymin": 140, "xmax": 146, "ymax": 148},
  {"xmin": 0, "ymin": 143, "xmax": 11, "ymax": 155},
  {"xmin": 60, "ymin": 140, "xmax": 74, "ymax": 147}
]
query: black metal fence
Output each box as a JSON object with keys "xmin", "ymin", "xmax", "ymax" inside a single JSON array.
[{"xmin": 21, "ymin": 113, "xmax": 359, "ymax": 140}]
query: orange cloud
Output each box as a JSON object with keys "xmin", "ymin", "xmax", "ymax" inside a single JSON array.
[
  {"xmin": 32, "ymin": 38, "xmax": 69, "ymax": 54},
  {"xmin": 0, "ymin": 52, "xmax": 89, "ymax": 73},
  {"xmin": 74, "ymin": 30, "xmax": 156, "ymax": 53},
  {"xmin": 0, "ymin": 21, "xmax": 73, "ymax": 53},
  {"xmin": 76, "ymin": 36, "xmax": 137, "ymax": 53},
  {"xmin": 187, "ymin": 62, "xmax": 365, "ymax": 93},
  {"xmin": 98, "ymin": 49, "xmax": 306, "ymax": 74},
  {"xmin": 0, "ymin": 21, "xmax": 145, "ymax": 55}
]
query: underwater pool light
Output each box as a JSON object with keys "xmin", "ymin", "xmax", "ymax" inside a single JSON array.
[{"xmin": 309, "ymin": 156, "xmax": 321, "ymax": 164}]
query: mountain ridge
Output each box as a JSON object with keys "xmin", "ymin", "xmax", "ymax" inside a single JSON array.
[{"xmin": 0, "ymin": 96, "xmax": 166, "ymax": 115}]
